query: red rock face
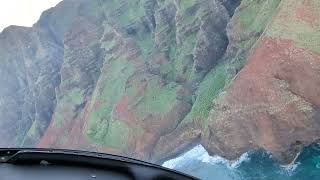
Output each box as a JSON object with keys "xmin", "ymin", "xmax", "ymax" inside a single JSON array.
[
  {"xmin": 204, "ymin": 0, "xmax": 320, "ymax": 163},
  {"xmin": 38, "ymin": 103, "xmax": 88, "ymax": 148},
  {"xmin": 205, "ymin": 37, "xmax": 320, "ymax": 162},
  {"xmin": 2, "ymin": 0, "xmax": 320, "ymax": 166}
]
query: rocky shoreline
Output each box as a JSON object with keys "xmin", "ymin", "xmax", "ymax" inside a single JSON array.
[{"xmin": 0, "ymin": 0, "xmax": 319, "ymax": 165}]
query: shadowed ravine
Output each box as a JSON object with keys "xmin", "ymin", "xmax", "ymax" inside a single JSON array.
[{"xmin": 0, "ymin": 1, "xmax": 319, "ymax": 179}]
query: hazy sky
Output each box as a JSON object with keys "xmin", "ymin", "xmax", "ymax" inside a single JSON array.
[{"xmin": 0, "ymin": 0, "xmax": 63, "ymax": 32}]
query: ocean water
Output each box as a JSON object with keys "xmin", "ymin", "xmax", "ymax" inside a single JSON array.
[{"xmin": 163, "ymin": 144, "xmax": 320, "ymax": 180}]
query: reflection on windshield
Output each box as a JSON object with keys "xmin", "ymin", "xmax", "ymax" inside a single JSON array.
[{"xmin": 0, "ymin": 0, "xmax": 319, "ymax": 179}]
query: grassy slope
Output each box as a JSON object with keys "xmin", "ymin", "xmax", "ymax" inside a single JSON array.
[
  {"xmin": 44, "ymin": 0, "xmax": 286, "ymax": 152},
  {"xmin": 86, "ymin": 58, "xmax": 135, "ymax": 149},
  {"xmin": 84, "ymin": 0, "xmax": 283, "ymax": 149},
  {"xmin": 82, "ymin": 0, "xmax": 201, "ymax": 149},
  {"xmin": 182, "ymin": 0, "xmax": 282, "ymax": 132}
]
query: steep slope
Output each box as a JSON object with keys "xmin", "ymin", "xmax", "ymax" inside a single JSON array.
[
  {"xmin": 152, "ymin": 0, "xmax": 281, "ymax": 162},
  {"xmin": 38, "ymin": 0, "xmax": 240, "ymax": 161},
  {"xmin": 0, "ymin": 0, "xmax": 92, "ymax": 147},
  {"xmin": 203, "ymin": 0, "xmax": 320, "ymax": 164},
  {"xmin": 0, "ymin": 0, "xmax": 319, "ymax": 165}
]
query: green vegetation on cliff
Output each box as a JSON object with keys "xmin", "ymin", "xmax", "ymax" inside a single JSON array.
[
  {"xmin": 181, "ymin": 0, "xmax": 282, "ymax": 130},
  {"xmin": 86, "ymin": 58, "xmax": 135, "ymax": 149},
  {"xmin": 236, "ymin": 0, "xmax": 281, "ymax": 34},
  {"xmin": 179, "ymin": 0, "xmax": 198, "ymax": 12},
  {"xmin": 53, "ymin": 88, "xmax": 84, "ymax": 128},
  {"xmin": 1, "ymin": 0, "xmax": 319, "ymax": 174},
  {"xmin": 184, "ymin": 63, "xmax": 227, "ymax": 124},
  {"xmin": 230, "ymin": 0, "xmax": 281, "ymax": 69},
  {"xmin": 136, "ymin": 81, "xmax": 179, "ymax": 114},
  {"xmin": 12, "ymin": 0, "xmax": 307, "ymax": 163}
]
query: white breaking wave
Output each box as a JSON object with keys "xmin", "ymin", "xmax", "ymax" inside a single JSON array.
[
  {"xmin": 162, "ymin": 144, "xmax": 208, "ymax": 169},
  {"xmin": 162, "ymin": 144, "xmax": 251, "ymax": 169},
  {"xmin": 229, "ymin": 152, "xmax": 250, "ymax": 168},
  {"xmin": 281, "ymin": 162, "xmax": 300, "ymax": 176}
]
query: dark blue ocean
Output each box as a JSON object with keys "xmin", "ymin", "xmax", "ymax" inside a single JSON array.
[{"xmin": 163, "ymin": 143, "xmax": 320, "ymax": 180}]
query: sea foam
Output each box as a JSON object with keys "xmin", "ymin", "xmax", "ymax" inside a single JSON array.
[{"xmin": 163, "ymin": 144, "xmax": 250, "ymax": 169}]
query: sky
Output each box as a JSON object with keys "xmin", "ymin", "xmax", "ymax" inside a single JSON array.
[{"xmin": 0, "ymin": 0, "xmax": 63, "ymax": 32}]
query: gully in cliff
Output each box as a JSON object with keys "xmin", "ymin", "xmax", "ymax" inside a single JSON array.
[{"xmin": 0, "ymin": 0, "xmax": 319, "ymax": 179}]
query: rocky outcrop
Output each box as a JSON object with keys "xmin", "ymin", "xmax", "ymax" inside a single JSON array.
[
  {"xmin": 0, "ymin": 0, "xmax": 319, "ymax": 165},
  {"xmin": 203, "ymin": 0, "xmax": 320, "ymax": 164},
  {"xmin": 0, "ymin": 25, "xmax": 63, "ymax": 147},
  {"xmin": 0, "ymin": 0, "xmax": 94, "ymax": 147},
  {"xmin": 37, "ymin": 0, "xmax": 238, "ymax": 162},
  {"xmin": 157, "ymin": 0, "xmax": 282, "ymax": 163}
]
